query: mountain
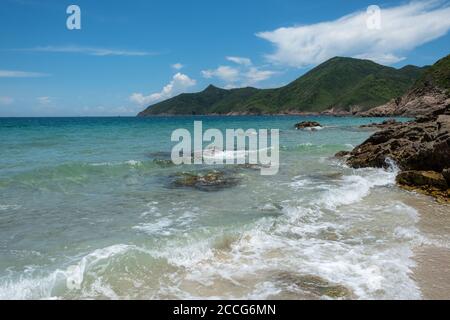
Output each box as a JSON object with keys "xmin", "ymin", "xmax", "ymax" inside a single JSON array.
[
  {"xmin": 360, "ymin": 54, "xmax": 450, "ymax": 117},
  {"xmin": 412, "ymin": 54, "xmax": 450, "ymax": 93},
  {"xmin": 137, "ymin": 56, "xmax": 427, "ymax": 116}
]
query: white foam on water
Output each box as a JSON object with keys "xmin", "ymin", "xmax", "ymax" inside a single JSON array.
[
  {"xmin": 317, "ymin": 166, "xmax": 398, "ymax": 209},
  {"xmin": 0, "ymin": 244, "xmax": 142, "ymax": 299},
  {"xmin": 302, "ymin": 126, "xmax": 323, "ymax": 131},
  {"xmin": 90, "ymin": 160, "xmax": 142, "ymax": 167},
  {"xmin": 148, "ymin": 163, "xmax": 423, "ymax": 300},
  {"xmin": 124, "ymin": 160, "xmax": 142, "ymax": 167},
  {"xmin": 0, "ymin": 157, "xmax": 426, "ymax": 300},
  {"xmin": 202, "ymin": 147, "xmax": 273, "ymax": 161},
  {"xmin": 0, "ymin": 204, "xmax": 21, "ymax": 211},
  {"xmin": 133, "ymin": 218, "xmax": 174, "ymax": 236}
]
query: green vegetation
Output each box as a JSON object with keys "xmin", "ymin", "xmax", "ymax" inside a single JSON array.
[
  {"xmin": 413, "ymin": 54, "xmax": 450, "ymax": 93},
  {"xmin": 138, "ymin": 56, "xmax": 427, "ymax": 116}
]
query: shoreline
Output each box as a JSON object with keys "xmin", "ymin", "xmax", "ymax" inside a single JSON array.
[{"xmin": 403, "ymin": 195, "xmax": 450, "ymax": 299}]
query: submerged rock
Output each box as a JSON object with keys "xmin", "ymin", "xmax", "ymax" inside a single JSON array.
[
  {"xmin": 359, "ymin": 119, "xmax": 398, "ymax": 129},
  {"xmin": 170, "ymin": 170, "xmax": 239, "ymax": 191},
  {"xmin": 153, "ymin": 159, "xmax": 175, "ymax": 167},
  {"xmin": 274, "ymin": 272, "xmax": 353, "ymax": 299},
  {"xmin": 295, "ymin": 121, "xmax": 322, "ymax": 130}
]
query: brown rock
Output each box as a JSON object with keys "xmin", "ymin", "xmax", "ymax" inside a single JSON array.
[
  {"xmin": 443, "ymin": 168, "xmax": 450, "ymax": 185},
  {"xmin": 396, "ymin": 170, "xmax": 449, "ymax": 203},
  {"xmin": 396, "ymin": 171, "xmax": 448, "ymax": 189},
  {"xmin": 360, "ymin": 119, "xmax": 398, "ymax": 129},
  {"xmin": 295, "ymin": 121, "xmax": 322, "ymax": 130},
  {"xmin": 346, "ymin": 106, "xmax": 450, "ymax": 172},
  {"xmin": 334, "ymin": 150, "xmax": 351, "ymax": 158},
  {"xmin": 358, "ymin": 87, "xmax": 449, "ymax": 118}
]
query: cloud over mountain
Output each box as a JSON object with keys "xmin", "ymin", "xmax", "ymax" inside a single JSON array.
[{"xmin": 257, "ymin": 1, "xmax": 450, "ymax": 67}]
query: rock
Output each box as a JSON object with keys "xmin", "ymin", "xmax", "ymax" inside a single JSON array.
[
  {"xmin": 358, "ymin": 86, "xmax": 449, "ymax": 118},
  {"xmin": 396, "ymin": 171, "xmax": 448, "ymax": 189},
  {"xmin": 153, "ymin": 159, "xmax": 175, "ymax": 167},
  {"xmin": 295, "ymin": 121, "xmax": 322, "ymax": 130},
  {"xmin": 320, "ymin": 108, "xmax": 353, "ymax": 117},
  {"xmin": 346, "ymin": 106, "xmax": 450, "ymax": 172},
  {"xmin": 396, "ymin": 170, "xmax": 449, "ymax": 203},
  {"xmin": 443, "ymin": 168, "xmax": 450, "ymax": 185},
  {"xmin": 336, "ymin": 104, "xmax": 450, "ymax": 202},
  {"xmin": 359, "ymin": 119, "xmax": 398, "ymax": 129},
  {"xmin": 171, "ymin": 170, "xmax": 239, "ymax": 191},
  {"xmin": 274, "ymin": 272, "xmax": 353, "ymax": 299},
  {"xmin": 334, "ymin": 151, "xmax": 351, "ymax": 158},
  {"xmin": 358, "ymin": 100, "xmax": 399, "ymax": 117}
]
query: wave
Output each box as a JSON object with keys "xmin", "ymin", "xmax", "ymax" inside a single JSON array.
[
  {"xmin": 0, "ymin": 160, "xmax": 161, "ymax": 189},
  {"xmin": 0, "ymin": 157, "xmax": 426, "ymax": 300},
  {"xmin": 0, "ymin": 244, "xmax": 167, "ymax": 299}
]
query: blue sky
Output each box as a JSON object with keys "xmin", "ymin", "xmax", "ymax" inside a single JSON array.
[{"xmin": 0, "ymin": 0, "xmax": 449, "ymax": 116}]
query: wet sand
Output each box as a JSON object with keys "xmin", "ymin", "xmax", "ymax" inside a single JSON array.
[{"xmin": 404, "ymin": 193, "xmax": 450, "ymax": 300}]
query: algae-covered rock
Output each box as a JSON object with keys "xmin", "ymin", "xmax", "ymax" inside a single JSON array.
[
  {"xmin": 171, "ymin": 170, "xmax": 239, "ymax": 191},
  {"xmin": 274, "ymin": 272, "xmax": 353, "ymax": 299}
]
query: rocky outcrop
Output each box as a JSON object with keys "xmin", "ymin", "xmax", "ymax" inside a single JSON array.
[
  {"xmin": 359, "ymin": 87, "xmax": 449, "ymax": 117},
  {"xmin": 396, "ymin": 170, "xmax": 448, "ymax": 189},
  {"xmin": 346, "ymin": 109, "xmax": 450, "ymax": 171},
  {"xmin": 360, "ymin": 119, "xmax": 398, "ymax": 129},
  {"xmin": 338, "ymin": 105, "xmax": 450, "ymax": 202},
  {"xmin": 295, "ymin": 121, "xmax": 322, "ymax": 130},
  {"xmin": 396, "ymin": 171, "xmax": 449, "ymax": 202}
]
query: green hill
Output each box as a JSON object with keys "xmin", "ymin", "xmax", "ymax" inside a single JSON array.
[
  {"xmin": 412, "ymin": 54, "xmax": 450, "ymax": 93},
  {"xmin": 138, "ymin": 56, "xmax": 427, "ymax": 116}
]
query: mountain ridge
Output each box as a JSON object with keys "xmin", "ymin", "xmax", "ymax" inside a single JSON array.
[{"xmin": 138, "ymin": 56, "xmax": 428, "ymax": 116}]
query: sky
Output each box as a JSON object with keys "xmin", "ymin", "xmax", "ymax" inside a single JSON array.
[{"xmin": 0, "ymin": 0, "xmax": 449, "ymax": 117}]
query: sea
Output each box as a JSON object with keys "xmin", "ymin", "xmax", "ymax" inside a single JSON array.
[{"xmin": 0, "ymin": 116, "xmax": 448, "ymax": 299}]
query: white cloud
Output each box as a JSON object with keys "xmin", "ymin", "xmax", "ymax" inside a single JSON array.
[
  {"xmin": 257, "ymin": 1, "xmax": 450, "ymax": 67},
  {"xmin": 130, "ymin": 73, "xmax": 197, "ymax": 106},
  {"xmin": 37, "ymin": 96, "xmax": 52, "ymax": 105},
  {"xmin": 0, "ymin": 96, "xmax": 14, "ymax": 105},
  {"xmin": 202, "ymin": 59, "xmax": 277, "ymax": 87},
  {"xmin": 226, "ymin": 56, "xmax": 252, "ymax": 66},
  {"xmin": 0, "ymin": 70, "xmax": 49, "ymax": 78},
  {"xmin": 18, "ymin": 45, "xmax": 155, "ymax": 56},
  {"xmin": 202, "ymin": 66, "xmax": 240, "ymax": 82},
  {"xmin": 171, "ymin": 63, "xmax": 184, "ymax": 70},
  {"xmin": 245, "ymin": 67, "xmax": 277, "ymax": 84}
]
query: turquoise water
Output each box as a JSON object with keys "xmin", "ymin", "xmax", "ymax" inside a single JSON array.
[{"xmin": 0, "ymin": 116, "xmax": 430, "ymax": 299}]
